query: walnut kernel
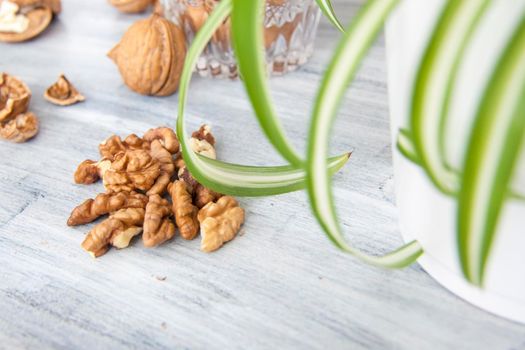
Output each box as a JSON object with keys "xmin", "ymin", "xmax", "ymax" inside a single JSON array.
[
  {"xmin": 103, "ymin": 149, "xmax": 161, "ymax": 193},
  {"xmin": 68, "ymin": 191, "xmax": 148, "ymax": 226},
  {"xmin": 197, "ymin": 196, "xmax": 245, "ymax": 252},
  {"xmin": 143, "ymin": 194, "xmax": 175, "ymax": 247},
  {"xmin": 81, "ymin": 207, "xmax": 145, "ymax": 257},
  {"xmin": 168, "ymin": 180, "xmax": 199, "ymax": 240}
]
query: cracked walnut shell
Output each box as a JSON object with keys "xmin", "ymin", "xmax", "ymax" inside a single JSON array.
[
  {"xmin": 68, "ymin": 191, "xmax": 148, "ymax": 226},
  {"xmin": 0, "ymin": 111, "xmax": 38, "ymax": 142},
  {"xmin": 168, "ymin": 180, "xmax": 199, "ymax": 240},
  {"xmin": 103, "ymin": 149, "xmax": 161, "ymax": 192},
  {"xmin": 44, "ymin": 74, "xmax": 85, "ymax": 106},
  {"xmin": 108, "ymin": 14, "xmax": 186, "ymax": 96},
  {"xmin": 0, "ymin": 3, "xmax": 52, "ymax": 43},
  {"xmin": 0, "ymin": 72, "xmax": 31, "ymax": 122},
  {"xmin": 109, "ymin": 0, "xmax": 152, "ymax": 14},
  {"xmin": 197, "ymin": 196, "xmax": 244, "ymax": 253},
  {"xmin": 143, "ymin": 194, "xmax": 175, "ymax": 247}
]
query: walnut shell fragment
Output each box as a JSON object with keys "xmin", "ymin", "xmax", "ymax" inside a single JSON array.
[
  {"xmin": 108, "ymin": 14, "xmax": 187, "ymax": 96},
  {"xmin": 44, "ymin": 74, "xmax": 85, "ymax": 106},
  {"xmin": 68, "ymin": 191, "xmax": 148, "ymax": 226},
  {"xmin": 0, "ymin": 111, "xmax": 38, "ymax": 142},
  {"xmin": 108, "ymin": 0, "xmax": 152, "ymax": 14},
  {"xmin": 197, "ymin": 196, "xmax": 245, "ymax": 253},
  {"xmin": 143, "ymin": 194, "xmax": 175, "ymax": 247},
  {"xmin": 168, "ymin": 180, "xmax": 199, "ymax": 240},
  {"xmin": 0, "ymin": 4, "xmax": 52, "ymax": 43},
  {"xmin": 0, "ymin": 72, "xmax": 31, "ymax": 122}
]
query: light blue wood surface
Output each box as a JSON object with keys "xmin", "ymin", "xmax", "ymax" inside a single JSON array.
[{"xmin": 1, "ymin": 1, "xmax": 524, "ymax": 349}]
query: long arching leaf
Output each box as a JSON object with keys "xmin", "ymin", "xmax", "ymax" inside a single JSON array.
[
  {"xmin": 306, "ymin": 0, "xmax": 422, "ymax": 267},
  {"xmin": 458, "ymin": 15, "xmax": 525, "ymax": 286},
  {"xmin": 315, "ymin": 0, "xmax": 345, "ymax": 33},
  {"xmin": 177, "ymin": 0, "xmax": 350, "ymax": 196},
  {"xmin": 231, "ymin": 0, "xmax": 302, "ymax": 166},
  {"xmin": 410, "ymin": 1, "xmax": 490, "ymax": 195}
]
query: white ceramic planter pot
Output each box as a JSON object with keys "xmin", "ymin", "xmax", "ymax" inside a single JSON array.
[{"xmin": 386, "ymin": 0, "xmax": 525, "ymax": 323}]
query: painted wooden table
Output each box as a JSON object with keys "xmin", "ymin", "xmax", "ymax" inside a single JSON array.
[{"xmin": 1, "ymin": 1, "xmax": 524, "ymax": 349}]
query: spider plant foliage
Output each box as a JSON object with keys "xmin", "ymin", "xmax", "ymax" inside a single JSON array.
[{"xmin": 178, "ymin": 0, "xmax": 422, "ymax": 267}]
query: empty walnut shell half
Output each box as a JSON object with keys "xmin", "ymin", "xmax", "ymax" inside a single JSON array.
[
  {"xmin": 108, "ymin": 14, "xmax": 187, "ymax": 97},
  {"xmin": 108, "ymin": 0, "xmax": 152, "ymax": 14},
  {"xmin": 44, "ymin": 74, "xmax": 85, "ymax": 106},
  {"xmin": 0, "ymin": 5, "xmax": 52, "ymax": 43},
  {"xmin": 0, "ymin": 72, "xmax": 31, "ymax": 122},
  {"xmin": 0, "ymin": 111, "xmax": 39, "ymax": 143}
]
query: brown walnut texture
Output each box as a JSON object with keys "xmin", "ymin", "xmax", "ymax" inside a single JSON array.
[
  {"xmin": 44, "ymin": 74, "xmax": 85, "ymax": 106},
  {"xmin": 103, "ymin": 149, "xmax": 161, "ymax": 193},
  {"xmin": 108, "ymin": 0, "xmax": 152, "ymax": 14},
  {"xmin": 0, "ymin": 1, "xmax": 54, "ymax": 43},
  {"xmin": 143, "ymin": 194, "xmax": 175, "ymax": 247},
  {"xmin": 198, "ymin": 196, "xmax": 245, "ymax": 253},
  {"xmin": 68, "ymin": 191, "xmax": 148, "ymax": 226},
  {"xmin": 81, "ymin": 208, "xmax": 145, "ymax": 257},
  {"xmin": 0, "ymin": 111, "xmax": 38, "ymax": 142},
  {"xmin": 168, "ymin": 180, "xmax": 199, "ymax": 240},
  {"xmin": 108, "ymin": 14, "xmax": 186, "ymax": 96},
  {"xmin": 70, "ymin": 125, "xmax": 245, "ymax": 257}
]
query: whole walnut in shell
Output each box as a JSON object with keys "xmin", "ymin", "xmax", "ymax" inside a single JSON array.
[{"xmin": 108, "ymin": 14, "xmax": 187, "ymax": 97}]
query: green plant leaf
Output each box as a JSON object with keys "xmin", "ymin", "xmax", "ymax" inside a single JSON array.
[
  {"xmin": 458, "ymin": 15, "xmax": 525, "ymax": 286},
  {"xmin": 306, "ymin": 0, "xmax": 422, "ymax": 267},
  {"xmin": 315, "ymin": 0, "xmax": 345, "ymax": 33},
  {"xmin": 396, "ymin": 129, "xmax": 421, "ymax": 165},
  {"xmin": 398, "ymin": 129, "xmax": 525, "ymax": 200},
  {"xmin": 176, "ymin": 0, "xmax": 350, "ymax": 196},
  {"xmin": 410, "ymin": 1, "xmax": 490, "ymax": 195},
  {"xmin": 231, "ymin": 0, "xmax": 302, "ymax": 166}
]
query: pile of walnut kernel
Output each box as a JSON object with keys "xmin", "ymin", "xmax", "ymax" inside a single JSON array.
[{"xmin": 68, "ymin": 125, "xmax": 245, "ymax": 258}]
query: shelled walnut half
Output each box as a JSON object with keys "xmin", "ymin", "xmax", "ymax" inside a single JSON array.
[
  {"xmin": 74, "ymin": 158, "xmax": 111, "ymax": 184},
  {"xmin": 143, "ymin": 194, "xmax": 175, "ymax": 247},
  {"xmin": 198, "ymin": 196, "xmax": 245, "ymax": 253},
  {"xmin": 81, "ymin": 207, "xmax": 145, "ymax": 257},
  {"xmin": 168, "ymin": 180, "xmax": 199, "ymax": 240},
  {"xmin": 68, "ymin": 191, "xmax": 148, "ymax": 226},
  {"xmin": 103, "ymin": 149, "xmax": 161, "ymax": 193},
  {"xmin": 44, "ymin": 74, "xmax": 85, "ymax": 106}
]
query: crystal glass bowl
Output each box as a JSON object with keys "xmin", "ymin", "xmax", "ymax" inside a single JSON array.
[{"xmin": 160, "ymin": 0, "xmax": 321, "ymax": 78}]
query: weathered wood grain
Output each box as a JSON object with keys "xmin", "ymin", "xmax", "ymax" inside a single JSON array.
[{"xmin": 0, "ymin": 1, "xmax": 524, "ymax": 349}]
